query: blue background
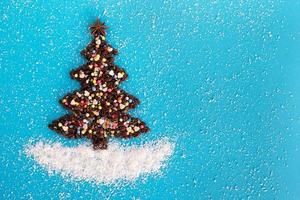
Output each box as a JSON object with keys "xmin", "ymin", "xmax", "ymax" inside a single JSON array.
[{"xmin": 0, "ymin": 0, "xmax": 300, "ymax": 199}]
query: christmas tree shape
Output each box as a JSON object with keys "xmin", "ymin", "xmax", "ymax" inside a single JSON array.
[{"xmin": 49, "ymin": 18, "xmax": 149, "ymax": 149}]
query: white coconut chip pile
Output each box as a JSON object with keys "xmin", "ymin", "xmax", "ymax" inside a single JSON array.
[{"xmin": 25, "ymin": 139, "xmax": 174, "ymax": 184}]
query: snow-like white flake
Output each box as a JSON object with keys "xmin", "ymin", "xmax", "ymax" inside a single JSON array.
[{"xmin": 25, "ymin": 139, "xmax": 174, "ymax": 184}]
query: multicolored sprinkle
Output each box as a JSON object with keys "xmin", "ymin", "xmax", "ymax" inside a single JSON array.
[{"xmin": 48, "ymin": 18, "xmax": 149, "ymax": 149}]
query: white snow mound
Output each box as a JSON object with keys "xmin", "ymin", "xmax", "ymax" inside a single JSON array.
[{"xmin": 25, "ymin": 139, "xmax": 174, "ymax": 184}]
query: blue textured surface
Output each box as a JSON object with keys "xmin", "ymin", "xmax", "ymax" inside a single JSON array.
[{"xmin": 0, "ymin": 0, "xmax": 300, "ymax": 199}]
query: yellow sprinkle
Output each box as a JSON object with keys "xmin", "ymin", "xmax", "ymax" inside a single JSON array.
[
  {"xmin": 94, "ymin": 54, "xmax": 100, "ymax": 61},
  {"xmin": 117, "ymin": 72, "xmax": 124, "ymax": 79},
  {"xmin": 120, "ymin": 104, "xmax": 125, "ymax": 109}
]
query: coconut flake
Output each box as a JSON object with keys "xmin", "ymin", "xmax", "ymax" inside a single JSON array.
[{"xmin": 25, "ymin": 139, "xmax": 174, "ymax": 184}]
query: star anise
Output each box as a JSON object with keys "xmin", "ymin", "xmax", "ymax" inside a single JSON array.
[{"xmin": 90, "ymin": 17, "xmax": 108, "ymax": 36}]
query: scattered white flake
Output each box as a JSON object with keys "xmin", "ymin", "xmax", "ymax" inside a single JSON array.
[{"xmin": 25, "ymin": 139, "xmax": 174, "ymax": 184}]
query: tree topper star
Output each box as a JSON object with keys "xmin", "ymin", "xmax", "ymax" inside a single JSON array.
[{"xmin": 90, "ymin": 17, "xmax": 108, "ymax": 36}]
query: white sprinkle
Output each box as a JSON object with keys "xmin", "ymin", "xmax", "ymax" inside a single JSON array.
[
  {"xmin": 62, "ymin": 126, "xmax": 68, "ymax": 132},
  {"xmin": 126, "ymin": 127, "xmax": 133, "ymax": 133},
  {"xmin": 107, "ymin": 47, "xmax": 113, "ymax": 52},
  {"xmin": 25, "ymin": 139, "xmax": 174, "ymax": 184},
  {"xmin": 134, "ymin": 126, "xmax": 140, "ymax": 132},
  {"xmin": 109, "ymin": 70, "xmax": 114, "ymax": 76},
  {"xmin": 95, "ymin": 39, "xmax": 101, "ymax": 45},
  {"xmin": 79, "ymin": 72, "xmax": 85, "ymax": 79},
  {"xmin": 70, "ymin": 99, "xmax": 76, "ymax": 105},
  {"xmin": 84, "ymin": 90, "xmax": 90, "ymax": 96}
]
